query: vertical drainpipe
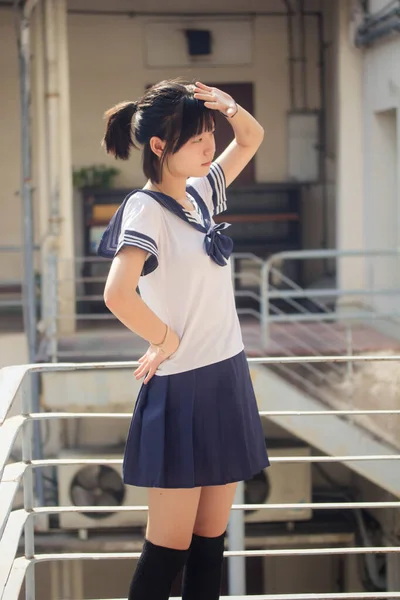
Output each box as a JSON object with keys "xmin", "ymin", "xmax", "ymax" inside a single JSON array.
[
  {"xmin": 44, "ymin": 0, "xmax": 61, "ymax": 239},
  {"xmin": 43, "ymin": 0, "xmax": 62, "ymax": 357},
  {"xmin": 17, "ymin": 0, "xmax": 45, "ymax": 508},
  {"xmin": 299, "ymin": 0, "xmax": 308, "ymax": 110},
  {"xmin": 317, "ymin": 10, "xmax": 330, "ymax": 272},
  {"xmin": 34, "ymin": 0, "xmax": 53, "ymax": 344},
  {"xmin": 285, "ymin": 0, "xmax": 296, "ymax": 110}
]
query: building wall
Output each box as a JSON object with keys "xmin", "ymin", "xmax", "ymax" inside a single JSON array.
[
  {"xmin": 0, "ymin": 0, "xmax": 333, "ymax": 284},
  {"xmin": 363, "ymin": 33, "xmax": 400, "ymax": 314},
  {"xmin": 0, "ymin": 11, "xmax": 24, "ymax": 281}
]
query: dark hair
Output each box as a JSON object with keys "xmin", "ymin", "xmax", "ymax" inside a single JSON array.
[{"xmin": 102, "ymin": 79, "xmax": 215, "ymax": 183}]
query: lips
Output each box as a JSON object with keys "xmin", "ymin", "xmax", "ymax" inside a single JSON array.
[{"xmin": 202, "ymin": 161, "xmax": 212, "ymax": 167}]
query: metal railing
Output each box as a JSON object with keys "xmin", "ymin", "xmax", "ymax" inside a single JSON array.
[
  {"xmin": 42, "ymin": 252, "xmax": 265, "ymax": 361},
  {"xmin": 40, "ymin": 248, "xmax": 400, "ymax": 362},
  {"xmin": 1, "ymin": 356, "xmax": 400, "ymax": 599},
  {"xmin": 31, "ymin": 247, "xmax": 400, "ymax": 465},
  {"xmin": 261, "ymin": 248, "xmax": 400, "ymax": 339},
  {"xmin": 255, "ymin": 249, "xmax": 400, "ymax": 452}
]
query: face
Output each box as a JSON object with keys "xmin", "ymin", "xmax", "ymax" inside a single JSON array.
[{"xmin": 153, "ymin": 127, "xmax": 216, "ymax": 180}]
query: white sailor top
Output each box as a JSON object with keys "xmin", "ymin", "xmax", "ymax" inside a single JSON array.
[{"xmin": 98, "ymin": 162, "xmax": 244, "ymax": 376}]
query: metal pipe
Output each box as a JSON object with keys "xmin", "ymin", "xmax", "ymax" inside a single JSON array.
[
  {"xmin": 284, "ymin": 0, "xmax": 296, "ymax": 109},
  {"xmin": 299, "ymin": 0, "xmax": 308, "ymax": 109},
  {"xmin": 44, "ymin": 0, "xmax": 61, "ymax": 237},
  {"xmin": 227, "ymin": 482, "xmax": 246, "ymax": 595},
  {"xmin": 67, "ymin": 9, "xmax": 291, "ymax": 17},
  {"xmin": 316, "ymin": 11, "xmax": 329, "ymax": 265},
  {"xmin": 18, "ymin": 5, "xmax": 37, "ymax": 376},
  {"xmin": 260, "ymin": 261, "xmax": 269, "ymax": 345},
  {"xmin": 21, "ymin": 378, "xmax": 36, "ymax": 600},
  {"xmin": 34, "ymin": 0, "xmax": 52, "ymax": 331},
  {"xmin": 266, "ymin": 247, "xmax": 400, "ymax": 263},
  {"xmin": 16, "ymin": 0, "xmax": 45, "ymax": 509},
  {"xmin": 48, "ymin": 251, "xmax": 58, "ymax": 362}
]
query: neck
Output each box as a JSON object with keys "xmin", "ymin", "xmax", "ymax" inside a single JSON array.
[{"xmin": 145, "ymin": 172, "xmax": 188, "ymax": 207}]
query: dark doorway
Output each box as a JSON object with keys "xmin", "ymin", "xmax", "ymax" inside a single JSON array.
[{"xmin": 210, "ymin": 82, "xmax": 255, "ymax": 186}]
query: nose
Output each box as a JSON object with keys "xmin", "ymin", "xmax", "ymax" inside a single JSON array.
[{"xmin": 204, "ymin": 138, "xmax": 215, "ymax": 158}]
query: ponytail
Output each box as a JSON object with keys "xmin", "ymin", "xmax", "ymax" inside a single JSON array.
[{"xmin": 102, "ymin": 101, "xmax": 137, "ymax": 160}]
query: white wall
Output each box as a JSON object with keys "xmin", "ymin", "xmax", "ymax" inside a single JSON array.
[
  {"xmin": 363, "ymin": 30, "xmax": 400, "ymax": 313},
  {"xmin": 0, "ymin": 11, "xmax": 24, "ymax": 280}
]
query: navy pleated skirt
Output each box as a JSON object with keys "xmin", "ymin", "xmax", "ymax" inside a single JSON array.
[{"xmin": 122, "ymin": 350, "xmax": 270, "ymax": 488}]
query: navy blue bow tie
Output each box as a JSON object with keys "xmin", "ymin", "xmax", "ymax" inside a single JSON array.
[
  {"xmin": 204, "ymin": 222, "xmax": 233, "ymax": 267},
  {"xmin": 141, "ymin": 185, "xmax": 234, "ymax": 267}
]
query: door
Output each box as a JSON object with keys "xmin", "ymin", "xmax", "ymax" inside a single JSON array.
[{"xmin": 210, "ymin": 82, "xmax": 255, "ymax": 186}]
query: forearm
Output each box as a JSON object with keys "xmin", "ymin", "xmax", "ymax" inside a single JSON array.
[
  {"xmin": 228, "ymin": 104, "xmax": 264, "ymax": 148},
  {"xmin": 106, "ymin": 289, "xmax": 167, "ymax": 345}
]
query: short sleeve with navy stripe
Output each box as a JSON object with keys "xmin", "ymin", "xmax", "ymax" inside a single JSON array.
[
  {"xmin": 116, "ymin": 193, "xmax": 162, "ymax": 276},
  {"xmin": 187, "ymin": 162, "xmax": 228, "ymax": 217}
]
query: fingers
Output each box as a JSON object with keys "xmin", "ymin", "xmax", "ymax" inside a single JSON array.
[
  {"xmin": 195, "ymin": 81, "xmax": 213, "ymax": 91},
  {"xmin": 134, "ymin": 362, "xmax": 148, "ymax": 379},
  {"xmin": 144, "ymin": 366, "xmax": 156, "ymax": 385},
  {"xmin": 134, "ymin": 354, "xmax": 162, "ymax": 382},
  {"xmin": 204, "ymin": 101, "xmax": 220, "ymax": 110},
  {"xmin": 193, "ymin": 91, "xmax": 216, "ymax": 102},
  {"xmin": 134, "ymin": 361, "xmax": 153, "ymax": 384},
  {"xmin": 194, "ymin": 90, "xmax": 220, "ymax": 112}
]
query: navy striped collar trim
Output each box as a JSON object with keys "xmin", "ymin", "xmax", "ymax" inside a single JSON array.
[
  {"xmin": 97, "ymin": 186, "xmax": 211, "ymax": 259},
  {"xmin": 139, "ymin": 186, "xmax": 211, "ymax": 233}
]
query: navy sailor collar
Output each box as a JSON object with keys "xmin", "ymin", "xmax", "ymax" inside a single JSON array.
[
  {"xmin": 98, "ymin": 185, "xmax": 233, "ymax": 267},
  {"xmin": 138, "ymin": 185, "xmax": 210, "ymax": 233}
]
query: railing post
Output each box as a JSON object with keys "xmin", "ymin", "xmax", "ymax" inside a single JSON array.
[
  {"xmin": 231, "ymin": 254, "xmax": 236, "ymax": 292},
  {"xmin": 21, "ymin": 376, "xmax": 36, "ymax": 600},
  {"xmin": 346, "ymin": 325, "xmax": 354, "ymax": 380},
  {"xmin": 227, "ymin": 480, "xmax": 246, "ymax": 595},
  {"xmin": 48, "ymin": 251, "xmax": 58, "ymax": 362},
  {"xmin": 260, "ymin": 260, "xmax": 270, "ymax": 348}
]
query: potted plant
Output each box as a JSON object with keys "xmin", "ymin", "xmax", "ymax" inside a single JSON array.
[{"xmin": 72, "ymin": 164, "xmax": 120, "ymax": 189}]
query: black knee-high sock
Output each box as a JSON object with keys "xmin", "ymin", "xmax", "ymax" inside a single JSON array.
[
  {"xmin": 128, "ymin": 539, "xmax": 189, "ymax": 600},
  {"xmin": 181, "ymin": 532, "xmax": 226, "ymax": 600}
]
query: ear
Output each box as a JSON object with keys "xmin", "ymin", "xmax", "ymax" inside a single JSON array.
[{"xmin": 149, "ymin": 136, "xmax": 166, "ymax": 158}]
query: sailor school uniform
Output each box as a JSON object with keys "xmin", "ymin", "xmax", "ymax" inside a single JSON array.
[{"xmin": 98, "ymin": 162, "xmax": 270, "ymax": 488}]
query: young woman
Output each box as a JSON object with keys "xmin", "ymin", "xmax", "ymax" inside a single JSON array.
[{"xmin": 98, "ymin": 79, "xmax": 269, "ymax": 600}]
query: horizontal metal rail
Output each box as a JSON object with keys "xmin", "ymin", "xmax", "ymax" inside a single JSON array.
[
  {"xmin": 32, "ymin": 455, "xmax": 400, "ymax": 466},
  {"xmin": 31, "ymin": 501, "xmax": 400, "ymax": 513},
  {"xmin": 1, "ymin": 357, "xmax": 400, "ymax": 600},
  {"xmin": 266, "ymin": 288, "xmax": 400, "ymax": 300},
  {"xmin": 23, "ymin": 547, "xmax": 400, "ymax": 560},
  {"xmin": 3, "ymin": 354, "xmax": 400, "ymax": 424},
  {"xmin": 265, "ymin": 248, "xmax": 400, "ymax": 263},
  {"xmin": 85, "ymin": 595, "xmax": 400, "ymax": 599},
  {"xmin": 27, "ymin": 408, "xmax": 400, "ymax": 418},
  {"xmin": 93, "ymin": 596, "xmax": 400, "ymax": 600},
  {"xmin": 266, "ymin": 310, "xmax": 400, "ymax": 323}
]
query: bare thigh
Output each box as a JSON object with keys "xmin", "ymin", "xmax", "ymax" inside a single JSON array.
[
  {"xmin": 193, "ymin": 483, "xmax": 238, "ymax": 538},
  {"xmin": 146, "ymin": 487, "xmax": 202, "ymax": 550}
]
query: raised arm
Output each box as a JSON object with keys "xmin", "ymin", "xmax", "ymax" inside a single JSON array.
[{"xmin": 194, "ymin": 81, "xmax": 264, "ymax": 187}]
